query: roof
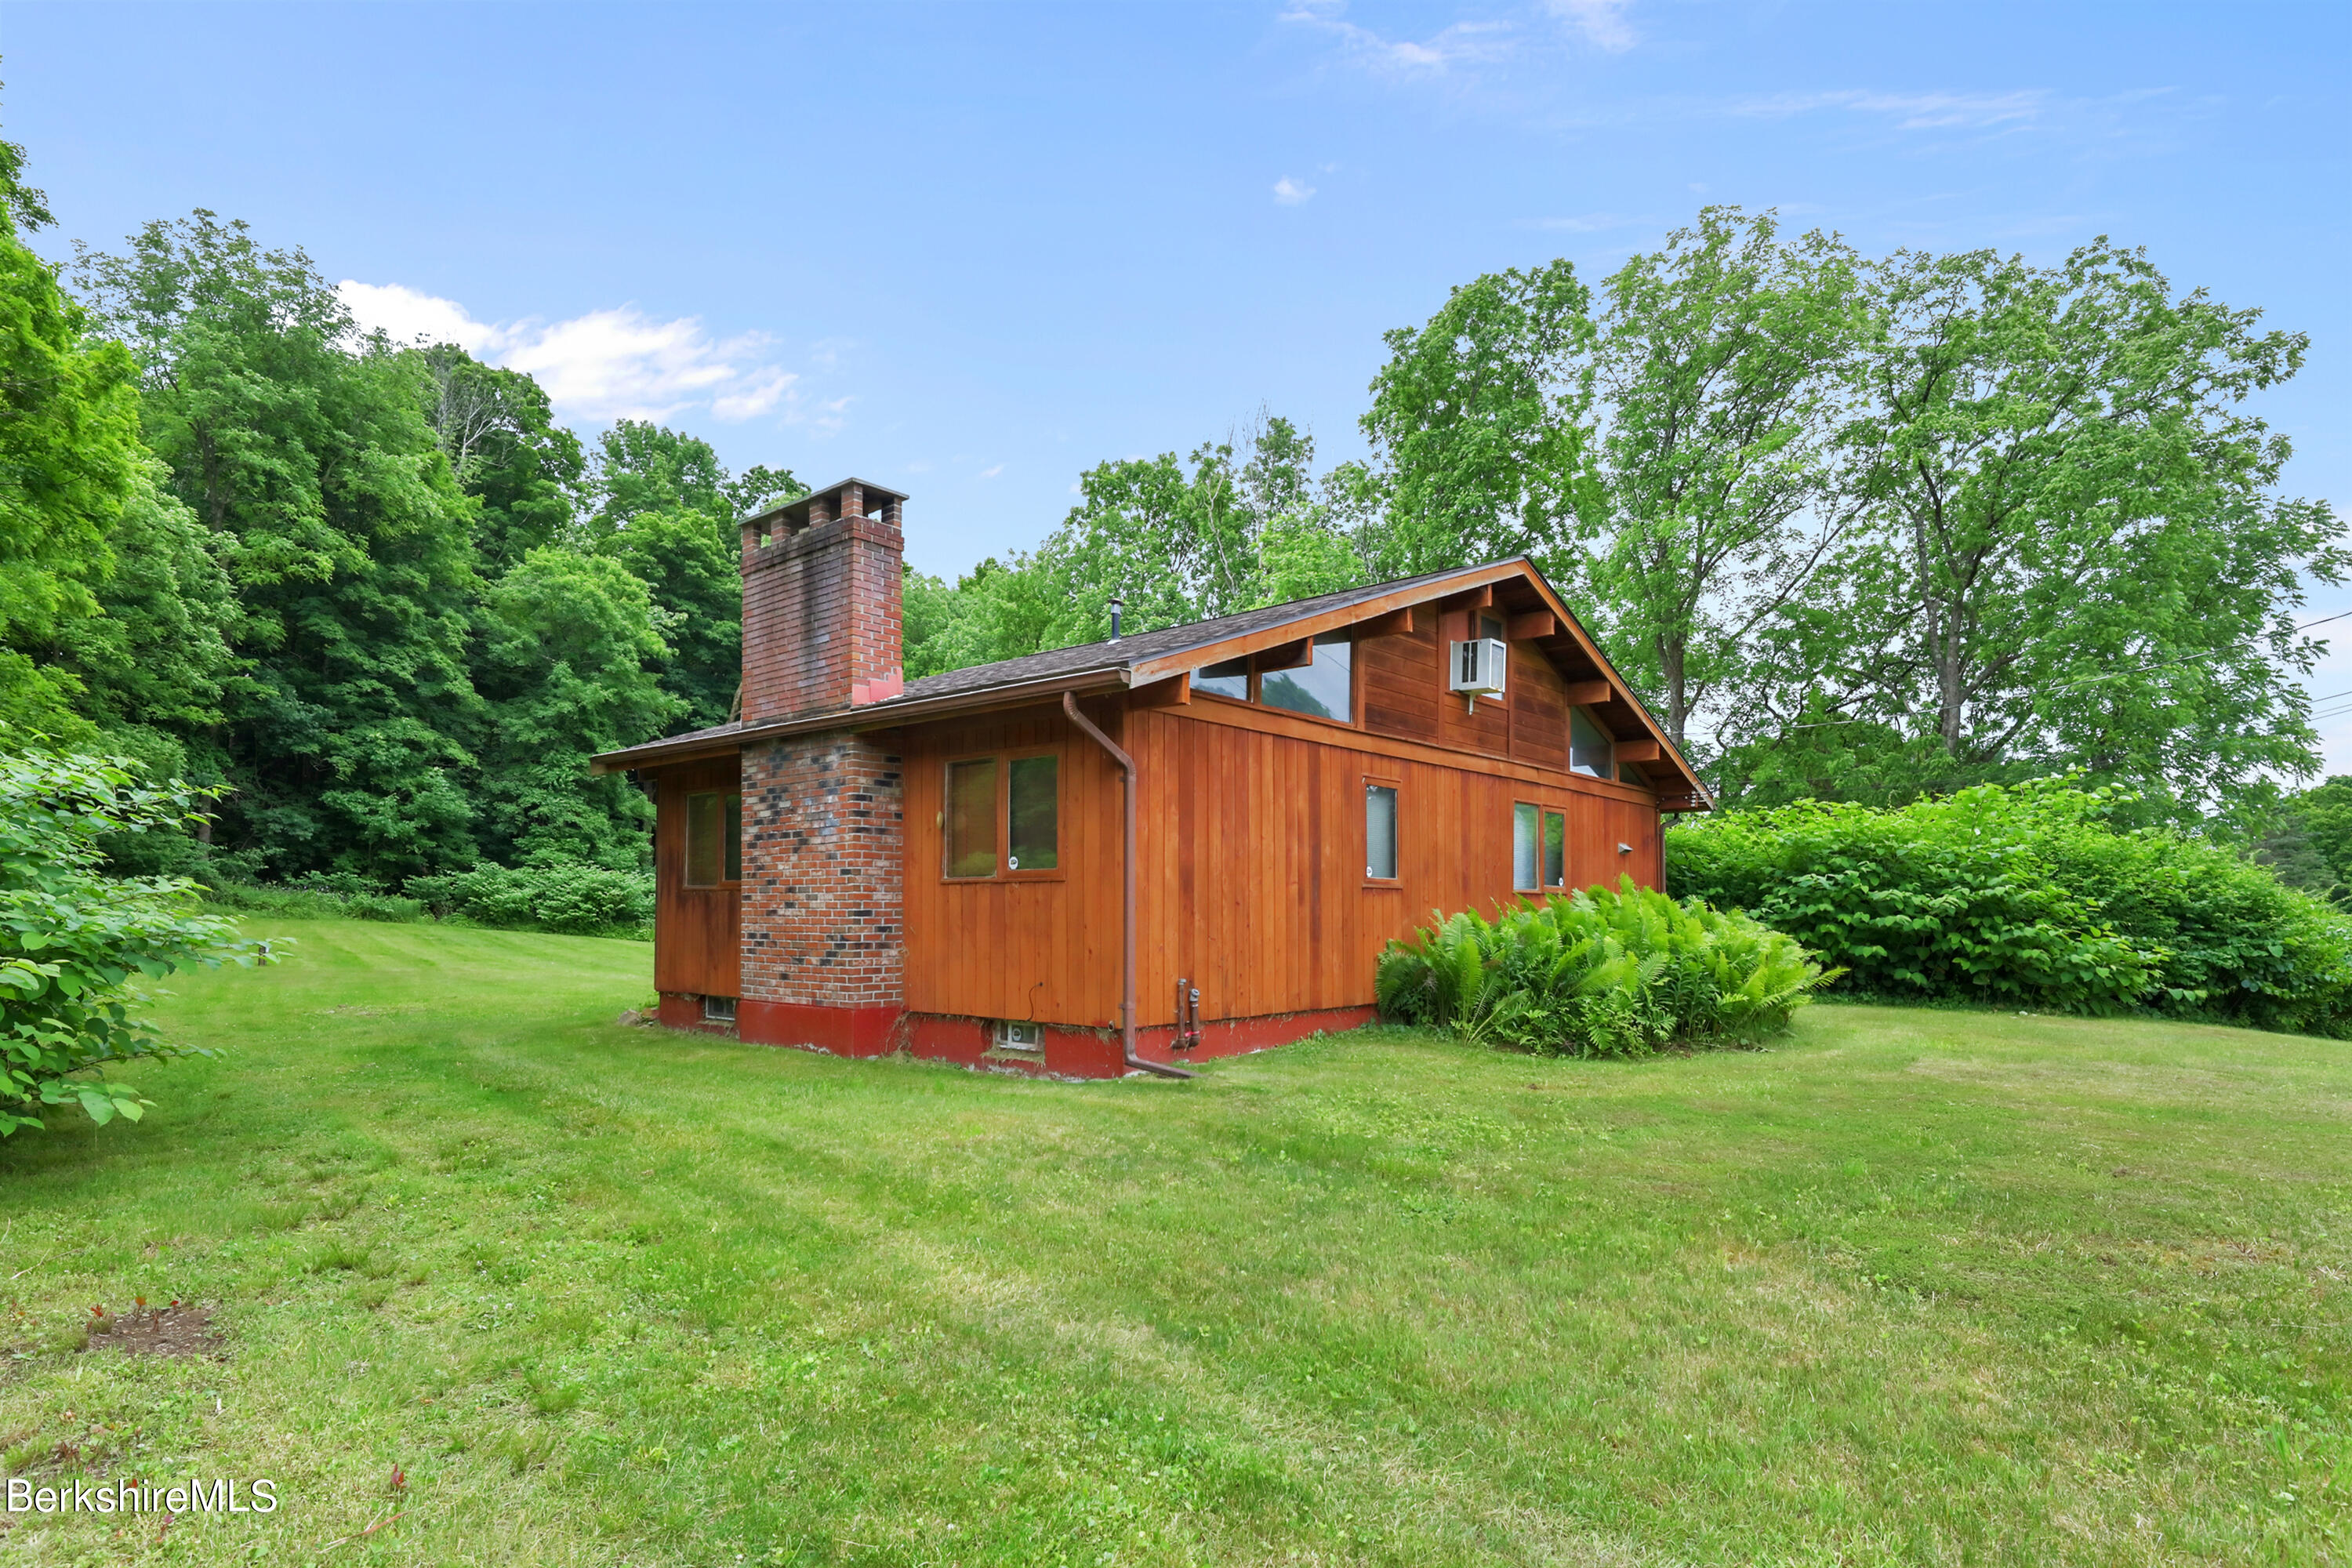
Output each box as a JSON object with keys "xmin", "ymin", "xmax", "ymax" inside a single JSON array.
[
  {"xmin": 591, "ymin": 557, "xmax": 1712, "ymax": 807},
  {"xmin": 895, "ymin": 561, "xmax": 1496, "ymax": 706}
]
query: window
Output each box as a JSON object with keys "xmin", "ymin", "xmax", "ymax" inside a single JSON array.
[
  {"xmin": 1259, "ymin": 633, "xmax": 1353, "ymax": 723},
  {"xmin": 1366, "ymin": 782, "xmax": 1399, "ymax": 880},
  {"xmin": 946, "ymin": 758, "xmax": 998, "ymax": 877},
  {"xmin": 993, "ymin": 1020, "xmax": 1043, "ymax": 1051},
  {"xmin": 1512, "ymin": 802, "xmax": 1541, "ymax": 891},
  {"xmin": 1570, "ymin": 708, "xmax": 1614, "ymax": 780},
  {"xmin": 1193, "ymin": 655, "xmax": 1250, "ymax": 700},
  {"xmin": 684, "ymin": 791, "xmax": 742, "ymax": 886},
  {"xmin": 1544, "ymin": 810, "xmax": 1566, "ymax": 888},
  {"xmin": 1007, "ymin": 755, "xmax": 1058, "ymax": 870},
  {"xmin": 702, "ymin": 995, "xmax": 737, "ymax": 1023},
  {"xmin": 946, "ymin": 753, "xmax": 1060, "ymax": 878},
  {"xmin": 1479, "ymin": 612, "xmax": 1506, "ymax": 644}
]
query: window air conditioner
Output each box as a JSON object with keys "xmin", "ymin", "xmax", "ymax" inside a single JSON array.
[{"xmin": 1449, "ymin": 637, "xmax": 1508, "ymax": 697}]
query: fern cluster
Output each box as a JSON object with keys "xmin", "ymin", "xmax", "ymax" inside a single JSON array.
[{"xmin": 1374, "ymin": 877, "xmax": 1838, "ymax": 1058}]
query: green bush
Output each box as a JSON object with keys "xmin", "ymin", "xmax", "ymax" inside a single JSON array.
[
  {"xmin": 1, "ymin": 745, "xmax": 273, "ymax": 1135},
  {"xmin": 1667, "ymin": 779, "xmax": 2352, "ymax": 1036},
  {"xmin": 200, "ymin": 873, "xmax": 430, "ymax": 924},
  {"xmin": 1374, "ymin": 878, "xmax": 1838, "ymax": 1058},
  {"xmin": 406, "ymin": 861, "xmax": 653, "ymax": 938}
]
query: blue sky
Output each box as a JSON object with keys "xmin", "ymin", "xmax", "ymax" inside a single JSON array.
[{"xmin": 11, "ymin": 2, "xmax": 2352, "ymax": 753}]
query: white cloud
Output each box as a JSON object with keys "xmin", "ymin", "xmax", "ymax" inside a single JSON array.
[
  {"xmin": 1273, "ymin": 176, "xmax": 1317, "ymax": 205},
  {"xmin": 977, "ymin": 463, "xmax": 1004, "ymax": 479},
  {"xmin": 1548, "ymin": 0, "xmax": 1635, "ymax": 53},
  {"xmin": 1281, "ymin": 1, "xmax": 1515, "ymax": 74},
  {"xmin": 1526, "ymin": 212, "xmax": 1632, "ymax": 232},
  {"xmin": 336, "ymin": 281, "xmax": 808, "ymax": 428},
  {"xmin": 1734, "ymin": 89, "xmax": 2049, "ymax": 131}
]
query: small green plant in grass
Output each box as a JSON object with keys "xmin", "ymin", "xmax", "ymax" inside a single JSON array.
[
  {"xmin": 1374, "ymin": 877, "xmax": 1837, "ymax": 1057},
  {"xmin": 0, "ymin": 742, "xmax": 275, "ymax": 1135}
]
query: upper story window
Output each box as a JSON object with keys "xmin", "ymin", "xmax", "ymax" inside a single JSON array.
[
  {"xmin": 1570, "ymin": 708, "xmax": 1614, "ymax": 780},
  {"xmin": 1192, "ymin": 633, "xmax": 1354, "ymax": 724},
  {"xmin": 684, "ymin": 791, "xmax": 742, "ymax": 887},
  {"xmin": 946, "ymin": 753, "xmax": 1060, "ymax": 879}
]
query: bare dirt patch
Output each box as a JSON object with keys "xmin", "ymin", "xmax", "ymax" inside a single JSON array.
[{"xmin": 85, "ymin": 1304, "xmax": 224, "ymax": 1360}]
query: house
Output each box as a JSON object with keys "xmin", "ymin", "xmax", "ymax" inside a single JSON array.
[{"xmin": 591, "ymin": 477, "xmax": 1712, "ymax": 1078}]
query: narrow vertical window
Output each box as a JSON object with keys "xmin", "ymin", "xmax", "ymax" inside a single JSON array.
[
  {"xmin": 1007, "ymin": 755, "xmax": 1059, "ymax": 870},
  {"xmin": 1512, "ymin": 802, "xmax": 1541, "ymax": 891},
  {"xmin": 946, "ymin": 758, "xmax": 999, "ymax": 877},
  {"xmin": 684, "ymin": 792, "xmax": 739, "ymax": 887},
  {"xmin": 1543, "ymin": 810, "xmax": 1565, "ymax": 888},
  {"xmin": 1570, "ymin": 709, "xmax": 1614, "ymax": 780},
  {"xmin": 1366, "ymin": 784, "xmax": 1399, "ymax": 880}
]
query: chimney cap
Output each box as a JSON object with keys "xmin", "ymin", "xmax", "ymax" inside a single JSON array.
[{"xmin": 742, "ymin": 476, "xmax": 911, "ymax": 535}]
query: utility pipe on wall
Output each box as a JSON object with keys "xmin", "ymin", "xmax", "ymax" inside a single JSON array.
[{"xmin": 1063, "ymin": 691, "xmax": 1192, "ymax": 1080}]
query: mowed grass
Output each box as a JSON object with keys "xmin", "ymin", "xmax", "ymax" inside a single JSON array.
[{"xmin": 0, "ymin": 921, "xmax": 2345, "ymax": 1566}]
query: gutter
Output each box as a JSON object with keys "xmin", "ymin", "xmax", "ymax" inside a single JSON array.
[{"xmin": 1061, "ymin": 691, "xmax": 1192, "ymax": 1081}]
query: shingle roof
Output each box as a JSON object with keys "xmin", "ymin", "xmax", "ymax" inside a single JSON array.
[{"xmin": 891, "ymin": 560, "xmax": 1500, "ymax": 705}]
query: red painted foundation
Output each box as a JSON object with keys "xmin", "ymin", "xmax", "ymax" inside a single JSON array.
[
  {"xmin": 660, "ymin": 996, "xmax": 1379, "ymax": 1078},
  {"xmin": 738, "ymin": 999, "xmax": 902, "ymax": 1058}
]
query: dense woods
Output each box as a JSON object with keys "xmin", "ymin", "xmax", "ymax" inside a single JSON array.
[{"xmin": 2, "ymin": 121, "xmax": 2344, "ymax": 906}]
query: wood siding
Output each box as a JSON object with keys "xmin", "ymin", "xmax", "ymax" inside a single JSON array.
[
  {"xmin": 899, "ymin": 702, "xmax": 1123, "ymax": 1027},
  {"xmin": 652, "ymin": 755, "xmax": 742, "ymax": 999}
]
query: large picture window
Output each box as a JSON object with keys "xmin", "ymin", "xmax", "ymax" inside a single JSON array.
[
  {"xmin": 1366, "ymin": 782, "xmax": 1399, "ymax": 881},
  {"xmin": 1191, "ymin": 635, "xmax": 1356, "ymax": 724},
  {"xmin": 684, "ymin": 791, "xmax": 742, "ymax": 887},
  {"xmin": 1259, "ymin": 634, "xmax": 1353, "ymax": 723},
  {"xmin": 946, "ymin": 753, "xmax": 1061, "ymax": 879}
]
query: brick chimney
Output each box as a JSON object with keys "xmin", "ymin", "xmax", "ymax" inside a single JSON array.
[
  {"xmin": 739, "ymin": 477, "xmax": 906, "ymax": 724},
  {"xmin": 734, "ymin": 477, "xmax": 909, "ymax": 1061}
]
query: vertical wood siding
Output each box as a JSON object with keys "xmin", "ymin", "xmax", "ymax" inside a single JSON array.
[{"xmin": 652, "ymin": 755, "xmax": 742, "ymax": 998}]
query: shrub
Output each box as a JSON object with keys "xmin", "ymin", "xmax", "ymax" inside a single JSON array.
[
  {"xmin": 1, "ymin": 745, "xmax": 273, "ymax": 1135},
  {"xmin": 200, "ymin": 873, "xmax": 430, "ymax": 924},
  {"xmin": 1667, "ymin": 779, "xmax": 2352, "ymax": 1036},
  {"xmin": 1374, "ymin": 878, "xmax": 1838, "ymax": 1058},
  {"xmin": 406, "ymin": 861, "xmax": 654, "ymax": 938}
]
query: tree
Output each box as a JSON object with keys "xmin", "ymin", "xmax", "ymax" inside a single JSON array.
[
  {"xmin": 0, "ymin": 743, "xmax": 267, "ymax": 1136},
  {"xmin": 1723, "ymin": 240, "xmax": 2341, "ymax": 824},
  {"xmin": 72, "ymin": 212, "xmax": 487, "ymax": 880},
  {"xmin": 1361, "ymin": 260, "xmax": 1601, "ymax": 579},
  {"xmin": 0, "ymin": 129, "xmax": 143, "ymax": 738},
  {"xmin": 416, "ymin": 344, "xmax": 583, "ymax": 574},
  {"xmin": 1587, "ymin": 210, "xmax": 1864, "ymax": 749},
  {"xmin": 471, "ymin": 548, "xmax": 679, "ymax": 868}
]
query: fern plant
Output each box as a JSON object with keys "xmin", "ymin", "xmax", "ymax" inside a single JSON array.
[{"xmin": 1375, "ymin": 878, "xmax": 1838, "ymax": 1058}]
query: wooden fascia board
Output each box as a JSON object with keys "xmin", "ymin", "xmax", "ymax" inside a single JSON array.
[{"xmin": 1123, "ymin": 562, "xmax": 1526, "ymax": 686}]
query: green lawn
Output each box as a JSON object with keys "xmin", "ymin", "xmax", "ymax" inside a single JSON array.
[{"xmin": 0, "ymin": 920, "xmax": 2344, "ymax": 1566}]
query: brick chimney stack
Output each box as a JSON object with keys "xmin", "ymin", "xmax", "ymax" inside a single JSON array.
[{"xmin": 739, "ymin": 477, "xmax": 906, "ymax": 724}]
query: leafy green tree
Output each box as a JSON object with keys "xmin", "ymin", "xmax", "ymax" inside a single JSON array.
[
  {"xmin": 0, "ymin": 742, "xmax": 268, "ymax": 1136},
  {"xmin": 72, "ymin": 212, "xmax": 487, "ymax": 880},
  {"xmin": 588, "ymin": 419, "xmax": 729, "ymax": 534},
  {"xmin": 1587, "ymin": 210, "xmax": 1864, "ymax": 749},
  {"xmin": 0, "ymin": 129, "xmax": 143, "ymax": 738},
  {"xmin": 471, "ymin": 548, "xmax": 679, "ymax": 868},
  {"xmin": 417, "ymin": 344, "xmax": 583, "ymax": 574},
  {"xmin": 1362, "ymin": 260, "xmax": 1601, "ymax": 579},
  {"xmin": 1724, "ymin": 239, "xmax": 2342, "ymax": 824}
]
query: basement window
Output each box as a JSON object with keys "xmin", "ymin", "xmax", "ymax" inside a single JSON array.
[
  {"xmin": 684, "ymin": 791, "xmax": 742, "ymax": 886},
  {"xmin": 1570, "ymin": 709, "xmax": 1614, "ymax": 781},
  {"xmin": 993, "ymin": 1020, "xmax": 1044, "ymax": 1052},
  {"xmin": 702, "ymin": 995, "xmax": 737, "ymax": 1024}
]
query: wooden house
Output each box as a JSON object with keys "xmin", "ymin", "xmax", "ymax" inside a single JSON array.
[{"xmin": 592, "ymin": 477, "xmax": 1711, "ymax": 1078}]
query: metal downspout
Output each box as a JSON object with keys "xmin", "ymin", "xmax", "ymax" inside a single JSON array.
[{"xmin": 1063, "ymin": 691, "xmax": 1193, "ymax": 1080}]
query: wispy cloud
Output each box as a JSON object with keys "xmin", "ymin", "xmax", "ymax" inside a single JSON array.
[
  {"xmin": 1733, "ymin": 89, "xmax": 2050, "ymax": 131},
  {"xmin": 1547, "ymin": 0, "xmax": 1635, "ymax": 53},
  {"xmin": 1280, "ymin": 0, "xmax": 1516, "ymax": 74},
  {"xmin": 337, "ymin": 280, "xmax": 812, "ymax": 429},
  {"xmin": 977, "ymin": 463, "xmax": 1004, "ymax": 479},
  {"xmin": 1272, "ymin": 176, "xmax": 1317, "ymax": 205},
  {"xmin": 1523, "ymin": 211, "xmax": 1636, "ymax": 232}
]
